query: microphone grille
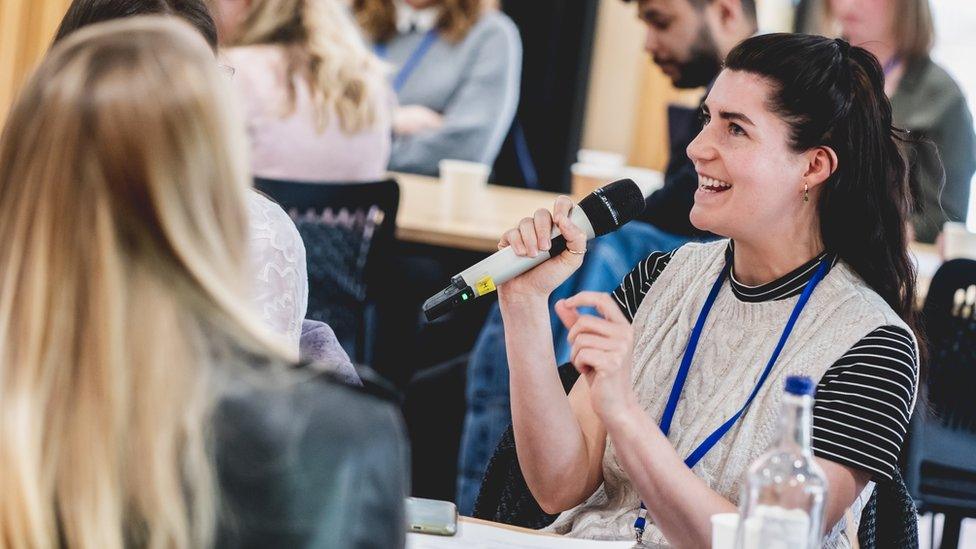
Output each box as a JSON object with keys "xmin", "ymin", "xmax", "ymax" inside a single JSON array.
[{"xmin": 578, "ymin": 178, "xmax": 646, "ymax": 237}]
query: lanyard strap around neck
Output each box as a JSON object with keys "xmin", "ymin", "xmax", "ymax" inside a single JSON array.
[
  {"xmin": 883, "ymin": 55, "xmax": 901, "ymax": 76},
  {"xmin": 373, "ymin": 29, "xmax": 439, "ymax": 93},
  {"xmin": 633, "ymin": 257, "xmax": 831, "ymax": 542}
]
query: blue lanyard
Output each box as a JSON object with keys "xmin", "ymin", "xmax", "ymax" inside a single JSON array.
[
  {"xmin": 373, "ymin": 29, "xmax": 439, "ymax": 93},
  {"xmin": 883, "ymin": 55, "xmax": 901, "ymax": 76},
  {"xmin": 632, "ymin": 257, "xmax": 831, "ymax": 543}
]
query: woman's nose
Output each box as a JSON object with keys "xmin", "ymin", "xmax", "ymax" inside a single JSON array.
[{"xmin": 686, "ymin": 125, "xmax": 717, "ymax": 164}]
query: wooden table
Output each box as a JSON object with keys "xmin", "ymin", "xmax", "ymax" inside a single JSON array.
[
  {"xmin": 394, "ymin": 172, "xmax": 562, "ymax": 253},
  {"xmin": 392, "ymin": 171, "xmax": 941, "ymax": 301}
]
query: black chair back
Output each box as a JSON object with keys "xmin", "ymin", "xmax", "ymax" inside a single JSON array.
[
  {"xmin": 905, "ymin": 258, "xmax": 976, "ymax": 545},
  {"xmin": 473, "ymin": 364, "xmax": 580, "ymax": 529},
  {"xmin": 920, "ymin": 259, "xmax": 976, "ymax": 430},
  {"xmin": 254, "ymin": 177, "xmax": 400, "ymax": 363}
]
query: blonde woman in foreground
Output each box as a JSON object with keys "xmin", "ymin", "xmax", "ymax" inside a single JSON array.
[
  {"xmin": 0, "ymin": 17, "xmax": 406, "ymax": 549},
  {"xmin": 215, "ymin": 0, "xmax": 393, "ymax": 182}
]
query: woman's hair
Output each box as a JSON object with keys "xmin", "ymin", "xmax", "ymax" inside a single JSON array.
[
  {"xmin": 225, "ymin": 0, "xmax": 386, "ymax": 134},
  {"xmin": 813, "ymin": 0, "xmax": 934, "ymax": 62},
  {"xmin": 0, "ymin": 16, "xmax": 287, "ymax": 548},
  {"xmin": 725, "ymin": 33, "xmax": 918, "ymax": 327},
  {"xmin": 54, "ymin": 0, "xmax": 219, "ymax": 50},
  {"xmin": 353, "ymin": 0, "xmax": 483, "ymax": 44}
]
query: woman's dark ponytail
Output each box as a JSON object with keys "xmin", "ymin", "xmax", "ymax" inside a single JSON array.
[{"xmin": 726, "ymin": 34, "xmax": 918, "ymax": 332}]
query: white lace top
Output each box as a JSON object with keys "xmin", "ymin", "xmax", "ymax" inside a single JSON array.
[{"xmin": 247, "ymin": 191, "xmax": 308, "ymax": 351}]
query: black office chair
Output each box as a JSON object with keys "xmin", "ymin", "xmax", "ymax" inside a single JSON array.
[
  {"xmin": 905, "ymin": 258, "xmax": 976, "ymax": 549},
  {"xmin": 473, "ymin": 363, "xmax": 579, "ymax": 530},
  {"xmin": 254, "ymin": 177, "xmax": 400, "ymax": 365}
]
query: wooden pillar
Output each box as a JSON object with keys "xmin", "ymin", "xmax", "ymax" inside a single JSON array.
[{"xmin": 0, "ymin": 0, "xmax": 72, "ymax": 126}]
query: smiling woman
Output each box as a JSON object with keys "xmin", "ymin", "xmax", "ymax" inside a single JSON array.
[{"xmin": 494, "ymin": 33, "xmax": 920, "ymax": 547}]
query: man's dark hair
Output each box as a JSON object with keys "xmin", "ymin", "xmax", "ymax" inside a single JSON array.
[
  {"xmin": 622, "ymin": 0, "xmax": 758, "ymax": 25},
  {"xmin": 54, "ymin": 0, "xmax": 218, "ymax": 51}
]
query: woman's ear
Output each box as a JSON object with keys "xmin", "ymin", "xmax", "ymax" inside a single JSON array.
[{"xmin": 804, "ymin": 146, "xmax": 839, "ymax": 189}]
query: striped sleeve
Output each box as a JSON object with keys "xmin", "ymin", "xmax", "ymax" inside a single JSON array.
[
  {"xmin": 611, "ymin": 249, "xmax": 677, "ymax": 322},
  {"xmin": 812, "ymin": 325, "xmax": 919, "ymax": 481}
]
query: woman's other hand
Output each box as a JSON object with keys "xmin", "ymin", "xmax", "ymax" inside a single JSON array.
[
  {"xmin": 393, "ymin": 105, "xmax": 443, "ymax": 135},
  {"xmin": 497, "ymin": 196, "xmax": 587, "ymax": 302},
  {"xmin": 556, "ymin": 291, "xmax": 639, "ymax": 424}
]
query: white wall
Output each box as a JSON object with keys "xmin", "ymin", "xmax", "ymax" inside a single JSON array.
[
  {"xmin": 930, "ymin": 0, "xmax": 976, "ymax": 230},
  {"xmin": 580, "ymin": 0, "xmax": 646, "ymax": 158}
]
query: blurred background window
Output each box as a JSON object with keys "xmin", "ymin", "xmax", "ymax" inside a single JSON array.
[{"xmin": 930, "ymin": 0, "xmax": 976, "ymax": 228}]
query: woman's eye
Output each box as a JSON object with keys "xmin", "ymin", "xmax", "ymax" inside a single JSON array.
[
  {"xmin": 699, "ymin": 111, "xmax": 711, "ymax": 127},
  {"xmin": 728, "ymin": 123, "xmax": 746, "ymax": 137}
]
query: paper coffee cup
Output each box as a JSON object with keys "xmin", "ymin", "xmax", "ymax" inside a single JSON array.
[
  {"xmin": 439, "ymin": 159, "xmax": 490, "ymax": 216},
  {"xmin": 577, "ymin": 149, "xmax": 625, "ymax": 168},
  {"xmin": 942, "ymin": 221, "xmax": 976, "ymax": 261}
]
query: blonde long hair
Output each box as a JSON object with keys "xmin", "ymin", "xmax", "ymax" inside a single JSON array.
[
  {"xmin": 0, "ymin": 16, "xmax": 289, "ymax": 548},
  {"xmin": 225, "ymin": 0, "xmax": 386, "ymax": 134}
]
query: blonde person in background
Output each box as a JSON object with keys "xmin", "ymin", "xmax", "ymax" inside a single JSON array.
[
  {"xmin": 0, "ymin": 17, "xmax": 406, "ymax": 548},
  {"xmin": 54, "ymin": 0, "xmax": 311, "ymax": 359},
  {"xmin": 213, "ymin": 0, "xmax": 393, "ymax": 182},
  {"xmin": 811, "ymin": 0, "xmax": 976, "ymax": 244},
  {"xmin": 353, "ymin": 0, "xmax": 521, "ymax": 176}
]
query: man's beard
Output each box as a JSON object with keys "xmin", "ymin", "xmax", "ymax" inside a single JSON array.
[{"xmin": 669, "ymin": 24, "xmax": 722, "ymax": 89}]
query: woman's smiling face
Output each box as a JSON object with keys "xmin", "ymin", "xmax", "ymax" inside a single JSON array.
[{"xmin": 686, "ymin": 69, "xmax": 815, "ymax": 242}]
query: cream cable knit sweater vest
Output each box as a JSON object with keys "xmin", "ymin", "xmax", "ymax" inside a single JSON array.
[{"xmin": 547, "ymin": 240, "xmax": 915, "ymax": 546}]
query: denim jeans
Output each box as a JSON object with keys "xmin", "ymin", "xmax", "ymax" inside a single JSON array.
[{"xmin": 455, "ymin": 223, "xmax": 702, "ymax": 514}]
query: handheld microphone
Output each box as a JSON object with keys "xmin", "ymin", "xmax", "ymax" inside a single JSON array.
[{"xmin": 423, "ymin": 178, "xmax": 650, "ymax": 321}]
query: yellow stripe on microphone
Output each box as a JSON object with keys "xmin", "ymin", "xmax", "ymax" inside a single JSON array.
[{"xmin": 474, "ymin": 275, "xmax": 497, "ymax": 296}]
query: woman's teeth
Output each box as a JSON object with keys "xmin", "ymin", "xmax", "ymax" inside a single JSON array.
[{"xmin": 698, "ymin": 176, "xmax": 732, "ymax": 193}]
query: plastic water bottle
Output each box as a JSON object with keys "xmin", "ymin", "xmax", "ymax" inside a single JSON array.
[{"xmin": 734, "ymin": 375, "xmax": 827, "ymax": 549}]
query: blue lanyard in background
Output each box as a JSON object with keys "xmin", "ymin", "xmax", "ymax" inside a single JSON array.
[
  {"xmin": 883, "ymin": 55, "xmax": 901, "ymax": 76},
  {"xmin": 632, "ymin": 258, "xmax": 831, "ymax": 544},
  {"xmin": 373, "ymin": 29, "xmax": 439, "ymax": 93}
]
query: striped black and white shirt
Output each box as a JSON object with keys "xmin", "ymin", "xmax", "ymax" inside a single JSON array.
[{"xmin": 610, "ymin": 243, "xmax": 918, "ymax": 481}]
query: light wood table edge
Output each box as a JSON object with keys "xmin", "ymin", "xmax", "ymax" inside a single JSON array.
[
  {"xmin": 391, "ymin": 171, "xmax": 562, "ymax": 253},
  {"xmin": 458, "ymin": 516, "xmax": 560, "ymax": 537},
  {"xmin": 395, "ymin": 226, "xmax": 500, "ymax": 253}
]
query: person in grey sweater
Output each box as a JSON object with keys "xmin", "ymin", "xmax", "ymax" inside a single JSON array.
[
  {"xmin": 812, "ymin": 0, "xmax": 976, "ymax": 243},
  {"xmin": 354, "ymin": 0, "xmax": 522, "ymax": 176}
]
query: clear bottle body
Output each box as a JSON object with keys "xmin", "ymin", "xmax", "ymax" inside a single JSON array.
[{"xmin": 734, "ymin": 392, "xmax": 827, "ymax": 549}]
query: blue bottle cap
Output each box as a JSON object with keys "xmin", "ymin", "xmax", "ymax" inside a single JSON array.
[{"xmin": 785, "ymin": 375, "xmax": 816, "ymax": 396}]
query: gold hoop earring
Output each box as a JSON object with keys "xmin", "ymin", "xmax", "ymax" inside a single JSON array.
[{"xmin": 803, "ymin": 183, "xmax": 809, "ymax": 203}]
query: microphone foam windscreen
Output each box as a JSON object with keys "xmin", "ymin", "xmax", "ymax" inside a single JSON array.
[{"xmin": 577, "ymin": 178, "xmax": 647, "ymax": 237}]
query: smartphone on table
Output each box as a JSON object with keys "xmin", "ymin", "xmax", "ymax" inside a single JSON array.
[{"xmin": 406, "ymin": 497, "xmax": 458, "ymax": 536}]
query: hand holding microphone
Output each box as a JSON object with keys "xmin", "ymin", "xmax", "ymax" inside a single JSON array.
[
  {"xmin": 422, "ymin": 178, "xmax": 649, "ymax": 321},
  {"xmin": 499, "ymin": 190, "xmax": 643, "ymax": 423},
  {"xmin": 496, "ymin": 195, "xmax": 590, "ymax": 300}
]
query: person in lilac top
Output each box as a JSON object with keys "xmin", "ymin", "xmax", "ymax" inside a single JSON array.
[{"xmin": 214, "ymin": 0, "xmax": 394, "ymax": 182}]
